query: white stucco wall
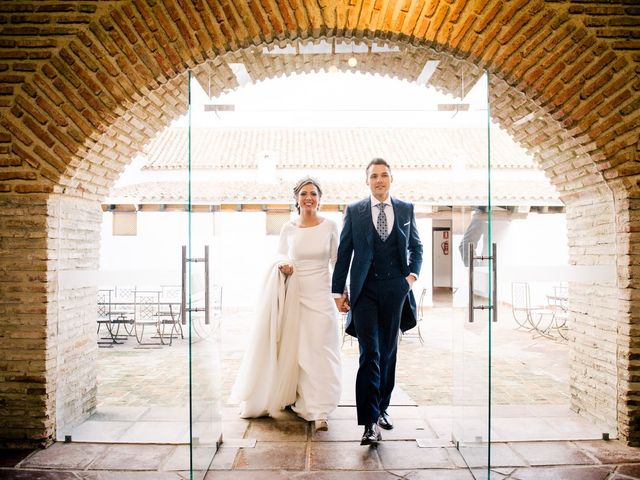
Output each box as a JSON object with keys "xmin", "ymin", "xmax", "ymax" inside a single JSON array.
[{"xmin": 99, "ymin": 210, "xmax": 566, "ymax": 311}]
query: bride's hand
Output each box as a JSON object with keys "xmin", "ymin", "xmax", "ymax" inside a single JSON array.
[{"xmin": 278, "ymin": 263, "xmax": 294, "ymax": 275}]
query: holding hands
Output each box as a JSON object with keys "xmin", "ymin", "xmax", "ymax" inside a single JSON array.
[{"xmin": 334, "ymin": 295, "xmax": 350, "ymax": 313}]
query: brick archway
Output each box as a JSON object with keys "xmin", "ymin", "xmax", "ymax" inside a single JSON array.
[{"xmin": 0, "ymin": 1, "xmax": 638, "ymax": 447}]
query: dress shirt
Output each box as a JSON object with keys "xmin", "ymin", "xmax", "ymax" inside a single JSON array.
[
  {"xmin": 371, "ymin": 195, "xmax": 395, "ymax": 233},
  {"xmin": 370, "ymin": 195, "xmax": 418, "ymax": 282},
  {"xmin": 333, "ymin": 195, "xmax": 418, "ymax": 300}
]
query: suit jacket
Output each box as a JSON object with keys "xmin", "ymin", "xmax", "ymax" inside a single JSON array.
[{"xmin": 332, "ymin": 197, "xmax": 423, "ymax": 336}]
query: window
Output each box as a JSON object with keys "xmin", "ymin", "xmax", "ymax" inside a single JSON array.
[{"xmin": 112, "ymin": 212, "xmax": 137, "ymax": 236}]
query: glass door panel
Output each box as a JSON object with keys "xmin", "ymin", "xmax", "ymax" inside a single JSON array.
[
  {"xmin": 450, "ymin": 71, "xmax": 492, "ymax": 478},
  {"xmin": 187, "ymin": 69, "xmax": 223, "ymax": 478},
  {"xmin": 495, "ymin": 210, "xmax": 618, "ymax": 441},
  {"xmin": 56, "ymin": 81, "xmax": 191, "ymax": 451}
]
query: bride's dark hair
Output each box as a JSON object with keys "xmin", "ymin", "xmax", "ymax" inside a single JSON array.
[{"xmin": 293, "ymin": 177, "xmax": 323, "ymax": 214}]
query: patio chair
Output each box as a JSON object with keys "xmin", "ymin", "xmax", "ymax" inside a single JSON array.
[
  {"xmin": 188, "ymin": 281, "xmax": 223, "ymax": 340},
  {"xmin": 545, "ymin": 284, "xmax": 569, "ymax": 340},
  {"xmin": 340, "ymin": 312, "xmax": 354, "ymax": 347},
  {"xmin": 97, "ymin": 288, "xmax": 133, "ymax": 347},
  {"xmin": 157, "ymin": 284, "xmax": 184, "ymax": 344},
  {"xmin": 212, "ymin": 284, "xmax": 223, "ymax": 322},
  {"xmin": 400, "ymin": 287, "xmax": 426, "ymax": 345},
  {"xmin": 510, "ymin": 282, "xmax": 556, "ymax": 337},
  {"xmin": 133, "ymin": 290, "xmax": 163, "ymax": 346},
  {"xmin": 97, "ymin": 289, "xmax": 116, "ymax": 347},
  {"xmin": 112, "ymin": 286, "xmax": 136, "ymax": 336}
]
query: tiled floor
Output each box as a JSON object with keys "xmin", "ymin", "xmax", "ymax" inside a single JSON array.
[
  {"xmin": 3, "ymin": 406, "xmax": 640, "ymax": 479},
  {"xmin": 5, "ymin": 295, "xmax": 639, "ymax": 478},
  {"xmin": 64, "ymin": 299, "xmax": 611, "ymax": 445},
  {"xmin": 62, "ymin": 352, "xmax": 605, "ymax": 445}
]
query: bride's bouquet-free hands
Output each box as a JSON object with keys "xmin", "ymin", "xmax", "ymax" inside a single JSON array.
[
  {"xmin": 278, "ymin": 263, "xmax": 293, "ymax": 276},
  {"xmin": 334, "ymin": 295, "xmax": 350, "ymax": 313}
]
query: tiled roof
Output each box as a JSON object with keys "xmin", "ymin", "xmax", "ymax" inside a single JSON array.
[
  {"xmin": 108, "ymin": 179, "xmax": 561, "ymax": 205},
  {"xmin": 141, "ymin": 127, "xmax": 536, "ymax": 170}
]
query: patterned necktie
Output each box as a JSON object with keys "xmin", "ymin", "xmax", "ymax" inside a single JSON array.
[{"xmin": 376, "ymin": 203, "xmax": 389, "ymax": 241}]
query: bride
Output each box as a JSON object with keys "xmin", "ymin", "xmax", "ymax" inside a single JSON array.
[{"xmin": 230, "ymin": 177, "xmax": 342, "ymax": 431}]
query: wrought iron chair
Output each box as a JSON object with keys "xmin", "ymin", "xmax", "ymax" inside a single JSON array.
[
  {"xmin": 133, "ymin": 290, "xmax": 163, "ymax": 346},
  {"xmin": 511, "ymin": 281, "xmax": 556, "ymax": 338},
  {"xmin": 545, "ymin": 284, "xmax": 569, "ymax": 340},
  {"xmin": 97, "ymin": 288, "xmax": 133, "ymax": 347},
  {"xmin": 157, "ymin": 284, "xmax": 184, "ymax": 344},
  {"xmin": 400, "ymin": 287, "xmax": 426, "ymax": 345}
]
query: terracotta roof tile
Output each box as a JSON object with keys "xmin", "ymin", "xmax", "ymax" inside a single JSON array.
[
  {"xmin": 141, "ymin": 127, "xmax": 535, "ymax": 170},
  {"xmin": 108, "ymin": 179, "xmax": 560, "ymax": 205}
]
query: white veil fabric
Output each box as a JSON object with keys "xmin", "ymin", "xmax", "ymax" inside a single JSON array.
[{"xmin": 230, "ymin": 259, "xmax": 301, "ymax": 418}]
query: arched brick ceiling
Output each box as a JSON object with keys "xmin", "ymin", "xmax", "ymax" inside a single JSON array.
[{"xmin": 0, "ymin": 1, "xmax": 637, "ymax": 202}]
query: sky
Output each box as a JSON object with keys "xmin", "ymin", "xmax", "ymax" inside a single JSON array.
[{"xmin": 177, "ymin": 71, "xmax": 491, "ymax": 129}]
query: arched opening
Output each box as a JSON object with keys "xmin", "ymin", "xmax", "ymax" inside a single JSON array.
[
  {"xmin": 0, "ymin": 4, "xmax": 637, "ymax": 476},
  {"xmin": 56, "ymin": 48, "xmax": 616, "ymax": 477}
]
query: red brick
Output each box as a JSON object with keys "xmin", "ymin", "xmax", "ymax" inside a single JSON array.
[
  {"xmin": 15, "ymin": 95, "xmax": 47, "ymax": 125},
  {"xmin": 582, "ymin": 69, "xmax": 614, "ymax": 99},
  {"xmin": 400, "ymin": 0, "xmax": 423, "ymax": 36},
  {"xmin": 429, "ymin": 3, "xmax": 451, "ymax": 40},
  {"xmin": 34, "ymin": 96, "xmax": 67, "ymax": 128},
  {"xmin": 0, "ymin": 116, "xmax": 33, "ymax": 146},
  {"xmin": 620, "ymin": 98, "xmax": 640, "ymax": 117},
  {"xmin": 450, "ymin": 14, "xmax": 476, "ymax": 50},
  {"xmin": 60, "ymin": 103, "xmax": 95, "ymax": 139},
  {"xmin": 0, "ymin": 50, "xmax": 28, "ymax": 60},
  {"xmin": 597, "ymin": 90, "xmax": 632, "ymax": 117},
  {"xmin": 19, "ymin": 82, "xmax": 36, "ymax": 98},
  {"xmin": 612, "ymin": 40, "xmax": 640, "ymax": 50},
  {"xmin": 0, "ymin": 73, "xmax": 25, "ymax": 83},
  {"xmin": 472, "ymin": 2, "xmax": 503, "ymax": 33},
  {"xmin": 13, "ymin": 183, "xmax": 53, "ymax": 194}
]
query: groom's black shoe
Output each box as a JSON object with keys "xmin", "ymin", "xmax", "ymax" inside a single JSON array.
[
  {"xmin": 378, "ymin": 410, "xmax": 394, "ymax": 430},
  {"xmin": 360, "ymin": 423, "xmax": 382, "ymax": 445}
]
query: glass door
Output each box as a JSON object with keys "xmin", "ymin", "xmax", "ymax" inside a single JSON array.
[
  {"xmin": 450, "ymin": 71, "xmax": 493, "ymax": 478},
  {"xmin": 187, "ymin": 69, "xmax": 223, "ymax": 479}
]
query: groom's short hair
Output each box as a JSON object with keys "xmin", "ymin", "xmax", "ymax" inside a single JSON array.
[{"xmin": 366, "ymin": 158, "xmax": 392, "ymax": 176}]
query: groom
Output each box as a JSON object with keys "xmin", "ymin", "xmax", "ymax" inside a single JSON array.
[{"xmin": 332, "ymin": 158, "xmax": 423, "ymax": 445}]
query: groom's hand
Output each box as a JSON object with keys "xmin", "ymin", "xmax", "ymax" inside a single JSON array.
[
  {"xmin": 334, "ymin": 296, "xmax": 350, "ymax": 313},
  {"xmin": 406, "ymin": 274, "xmax": 416, "ymax": 288}
]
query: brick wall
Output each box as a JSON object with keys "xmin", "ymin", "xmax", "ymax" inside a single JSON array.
[
  {"xmin": 565, "ymin": 187, "xmax": 619, "ymax": 431},
  {"xmin": 48, "ymin": 194, "xmax": 101, "ymax": 442},
  {"xmin": 0, "ymin": 195, "xmax": 50, "ymax": 446},
  {"xmin": 0, "ymin": 194, "xmax": 101, "ymax": 447},
  {"xmin": 0, "ymin": 0, "xmax": 638, "ymax": 446}
]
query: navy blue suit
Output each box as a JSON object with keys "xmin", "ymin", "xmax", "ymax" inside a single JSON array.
[{"xmin": 332, "ymin": 197, "xmax": 423, "ymax": 425}]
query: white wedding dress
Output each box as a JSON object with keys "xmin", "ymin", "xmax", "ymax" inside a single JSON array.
[{"xmin": 231, "ymin": 218, "xmax": 342, "ymax": 421}]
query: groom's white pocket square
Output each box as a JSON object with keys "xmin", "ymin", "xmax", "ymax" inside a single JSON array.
[{"xmin": 404, "ymin": 221, "xmax": 410, "ymax": 226}]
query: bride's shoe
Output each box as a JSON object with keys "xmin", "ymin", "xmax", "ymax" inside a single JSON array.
[{"xmin": 314, "ymin": 419, "xmax": 328, "ymax": 431}]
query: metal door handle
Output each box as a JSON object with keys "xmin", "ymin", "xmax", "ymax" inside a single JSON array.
[
  {"xmin": 468, "ymin": 242, "xmax": 475, "ymax": 323},
  {"xmin": 492, "ymin": 243, "xmax": 497, "ymax": 323},
  {"xmin": 181, "ymin": 245, "xmax": 210, "ymax": 326},
  {"xmin": 467, "ymin": 242, "xmax": 498, "ymax": 323},
  {"xmin": 181, "ymin": 246, "xmax": 187, "ymax": 325}
]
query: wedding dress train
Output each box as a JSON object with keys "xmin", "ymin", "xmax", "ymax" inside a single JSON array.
[{"xmin": 230, "ymin": 219, "xmax": 342, "ymax": 421}]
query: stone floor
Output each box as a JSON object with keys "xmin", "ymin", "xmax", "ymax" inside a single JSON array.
[
  {"xmin": 3, "ymin": 294, "xmax": 640, "ymax": 478},
  {"xmin": 3, "ymin": 408, "xmax": 640, "ymax": 479}
]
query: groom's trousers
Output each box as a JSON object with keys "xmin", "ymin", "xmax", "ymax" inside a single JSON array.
[{"xmin": 352, "ymin": 274, "xmax": 410, "ymax": 425}]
